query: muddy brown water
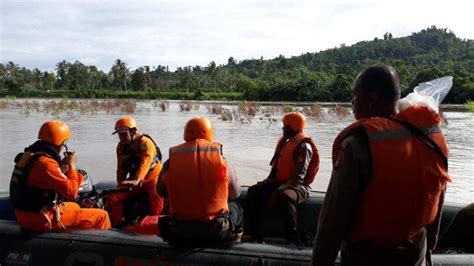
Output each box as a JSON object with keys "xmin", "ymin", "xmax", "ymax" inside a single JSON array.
[{"xmin": 0, "ymin": 100, "xmax": 472, "ymax": 205}]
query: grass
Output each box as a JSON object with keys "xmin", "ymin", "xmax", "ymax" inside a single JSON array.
[
  {"xmin": 11, "ymin": 98, "xmax": 138, "ymax": 116},
  {"xmin": 152, "ymin": 100, "xmax": 170, "ymax": 111},
  {"xmin": 0, "ymin": 89, "xmax": 244, "ymax": 101},
  {"xmin": 302, "ymin": 104, "xmax": 325, "ymax": 120},
  {"xmin": 179, "ymin": 102, "xmax": 193, "ymax": 112},
  {"xmin": 0, "ymin": 100, "xmax": 9, "ymax": 109},
  {"xmin": 238, "ymin": 101, "xmax": 259, "ymax": 117},
  {"xmin": 4, "ymin": 95, "xmax": 16, "ymax": 101},
  {"xmin": 220, "ymin": 108, "xmax": 233, "ymax": 121},
  {"xmin": 282, "ymin": 105, "xmax": 293, "ymax": 113},
  {"xmin": 467, "ymin": 100, "xmax": 474, "ymax": 112},
  {"xmin": 0, "ymin": 95, "xmax": 17, "ymax": 108},
  {"xmin": 2, "ymin": 93, "xmax": 357, "ymax": 124},
  {"xmin": 201, "ymin": 102, "xmax": 349, "ymax": 124},
  {"xmin": 328, "ymin": 105, "xmax": 350, "ymax": 118},
  {"xmin": 207, "ymin": 104, "xmax": 224, "ymax": 115}
]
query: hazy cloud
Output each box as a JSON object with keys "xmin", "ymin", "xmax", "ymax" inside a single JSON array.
[{"xmin": 1, "ymin": 0, "xmax": 473, "ymax": 71}]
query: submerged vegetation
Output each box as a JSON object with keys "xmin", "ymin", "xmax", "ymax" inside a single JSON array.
[
  {"xmin": 0, "ymin": 27, "xmax": 473, "ymax": 103},
  {"xmin": 152, "ymin": 100, "xmax": 169, "ymax": 112},
  {"xmin": 0, "ymin": 97, "xmax": 352, "ymax": 123},
  {"xmin": 302, "ymin": 104, "xmax": 325, "ymax": 120},
  {"xmin": 0, "ymin": 98, "xmax": 137, "ymax": 117},
  {"xmin": 467, "ymin": 100, "xmax": 474, "ymax": 112},
  {"xmin": 328, "ymin": 105, "xmax": 351, "ymax": 119},
  {"xmin": 179, "ymin": 102, "xmax": 195, "ymax": 112},
  {"xmin": 204, "ymin": 101, "xmax": 350, "ymax": 123}
]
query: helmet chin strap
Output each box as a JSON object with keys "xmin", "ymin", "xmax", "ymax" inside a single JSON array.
[
  {"xmin": 62, "ymin": 143, "xmax": 69, "ymax": 156},
  {"xmin": 130, "ymin": 128, "xmax": 137, "ymax": 139},
  {"xmin": 283, "ymin": 127, "xmax": 300, "ymax": 139}
]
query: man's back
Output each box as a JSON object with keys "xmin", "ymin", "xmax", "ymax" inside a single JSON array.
[{"xmin": 164, "ymin": 139, "xmax": 228, "ymax": 221}]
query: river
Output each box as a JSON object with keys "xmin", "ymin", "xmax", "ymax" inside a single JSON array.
[{"xmin": 0, "ymin": 99, "xmax": 472, "ymax": 205}]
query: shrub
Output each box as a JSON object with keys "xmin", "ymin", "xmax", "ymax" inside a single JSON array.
[
  {"xmin": 302, "ymin": 104, "xmax": 325, "ymax": 120},
  {"xmin": 220, "ymin": 108, "xmax": 233, "ymax": 121},
  {"xmin": 467, "ymin": 100, "xmax": 474, "ymax": 112},
  {"xmin": 179, "ymin": 102, "xmax": 193, "ymax": 112},
  {"xmin": 158, "ymin": 101, "xmax": 169, "ymax": 111},
  {"xmin": 328, "ymin": 105, "xmax": 350, "ymax": 118},
  {"xmin": 207, "ymin": 104, "xmax": 224, "ymax": 115},
  {"xmin": 238, "ymin": 101, "xmax": 259, "ymax": 117},
  {"xmin": 282, "ymin": 105, "xmax": 293, "ymax": 113}
]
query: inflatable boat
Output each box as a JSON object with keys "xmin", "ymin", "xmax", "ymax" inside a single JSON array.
[{"xmin": 0, "ymin": 176, "xmax": 473, "ymax": 265}]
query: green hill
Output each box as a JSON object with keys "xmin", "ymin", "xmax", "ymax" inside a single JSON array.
[{"xmin": 1, "ymin": 26, "xmax": 473, "ymax": 103}]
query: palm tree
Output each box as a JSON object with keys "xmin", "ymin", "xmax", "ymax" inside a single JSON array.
[
  {"xmin": 110, "ymin": 59, "xmax": 130, "ymax": 91},
  {"xmin": 55, "ymin": 60, "xmax": 70, "ymax": 89}
]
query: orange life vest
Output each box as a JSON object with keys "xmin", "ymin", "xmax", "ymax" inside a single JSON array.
[
  {"xmin": 273, "ymin": 132, "xmax": 320, "ymax": 185},
  {"xmin": 333, "ymin": 105, "xmax": 450, "ymax": 245},
  {"xmin": 116, "ymin": 134, "xmax": 162, "ymax": 182},
  {"xmin": 163, "ymin": 139, "xmax": 228, "ymax": 221}
]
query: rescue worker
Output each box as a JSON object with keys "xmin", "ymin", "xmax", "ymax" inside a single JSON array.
[
  {"xmin": 10, "ymin": 120, "xmax": 111, "ymax": 232},
  {"xmin": 157, "ymin": 117, "xmax": 242, "ymax": 245},
  {"xmin": 312, "ymin": 65, "xmax": 450, "ymax": 265},
  {"xmin": 246, "ymin": 112, "xmax": 320, "ymax": 244},
  {"xmin": 108, "ymin": 116, "xmax": 164, "ymax": 227}
]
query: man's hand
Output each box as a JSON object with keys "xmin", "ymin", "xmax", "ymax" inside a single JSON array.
[
  {"xmin": 62, "ymin": 152, "xmax": 78, "ymax": 171},
  {"xmin": 60, "ymin": 164, "xmax": 70, "ymax": 173},
  {"xmin": 120, "ymin": 179, "xmax": 142, "ymax": 187}
]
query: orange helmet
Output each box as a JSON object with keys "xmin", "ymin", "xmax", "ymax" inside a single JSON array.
[
  {"xmin": 113, "ymin": 117, "xmax": 137, "ymax": 134},
  {"xmin": 38, "ymin": 120, "xmax": 71, "ymax": 146},
  {"xmin": 184, "ymin": 117, "xmax": 213, "ymax": 141},
  {"xmin": 282, "ymin": 112, "xmax": 306, "ymax": 131}
]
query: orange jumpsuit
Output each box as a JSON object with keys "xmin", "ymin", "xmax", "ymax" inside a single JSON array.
[
  {"xmin": 14, "ymin": 156, "xmax": 111, "ymax": 232},
  {"xmin": 108, "ymin": 135, "xmax": 164, "ymax": 226}
]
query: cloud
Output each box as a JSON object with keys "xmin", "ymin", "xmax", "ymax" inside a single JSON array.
[{"xmin": 1, "ymin": 0, "xmax": 473, "ymax": 72}]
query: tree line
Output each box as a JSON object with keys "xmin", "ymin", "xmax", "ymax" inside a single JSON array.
[{"xmin": 1, "ymin": 26, "xmax": 473, "ymax": 103}]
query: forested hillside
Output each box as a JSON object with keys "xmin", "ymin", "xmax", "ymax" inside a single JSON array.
[{"xmin": 1, "ymin": 26, "xmax": 473, "ymax": 103}]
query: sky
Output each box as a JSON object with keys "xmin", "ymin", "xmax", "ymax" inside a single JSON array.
[{"xmin": 1, "ymin": 0, "xmax": 473, "ymax": 72}]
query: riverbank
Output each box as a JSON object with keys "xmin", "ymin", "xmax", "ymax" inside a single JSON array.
[{"xmin": 0, "ymin": 89, "xmax": 242, "ymax": 101}]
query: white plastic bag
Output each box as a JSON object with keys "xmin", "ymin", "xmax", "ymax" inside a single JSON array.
[{"xmin": 397, "ymin": 76, "xmax": 453, "ymax": 113}]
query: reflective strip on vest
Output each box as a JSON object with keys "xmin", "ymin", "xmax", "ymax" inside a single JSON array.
[
  {"xmin": 170, "ymin": 146, "xmax": 220, "ymax": 157},
  {"xmin": 367, "ymin": 125, "xmax": 441, "ymax": 142}
]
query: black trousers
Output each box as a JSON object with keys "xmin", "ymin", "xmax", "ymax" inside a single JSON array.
[
  {"xmin": 159, "ymin": 202, "xmax": 243, "ymax": 246},
  {"xmin": 245, "ymin": 181, "xmax": 307, "ymax": 240},
  {"xmin": 341, "ymin": 229, "xmax": 427, "ymax": 266}
]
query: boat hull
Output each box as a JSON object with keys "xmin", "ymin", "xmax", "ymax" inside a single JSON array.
[{"xmin": 0, "ymin": 184, "xmax": 473, "ymax": 265}]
